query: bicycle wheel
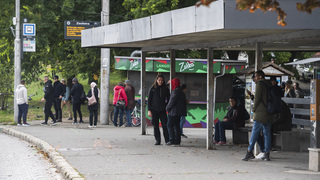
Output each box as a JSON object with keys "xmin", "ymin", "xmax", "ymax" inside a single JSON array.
[{"xmin": 131, "ymin": 114, "xmax": 141, "ymax": 127}]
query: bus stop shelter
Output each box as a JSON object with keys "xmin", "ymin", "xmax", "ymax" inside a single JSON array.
[{"xmin": 81, "ymin": 0, "xmax": 320, "ymax": 171}]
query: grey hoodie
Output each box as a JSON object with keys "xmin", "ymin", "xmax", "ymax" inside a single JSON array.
[{"xmin": 16, "ymin": 84, "xmax": 28, "ymax": 105}]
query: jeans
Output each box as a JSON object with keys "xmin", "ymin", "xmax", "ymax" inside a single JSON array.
[
  {"xmin": 248, "ymin": 121, "xmax": 271, "ymax": 153},
  {"xmin": 180, "ymin": 116, "xmax": 186, "ymax": 134},
  {"xmin": 89, "ymin": 110, "xmax": 98, "ymax": 126},
  {"xmin": 114, "ymin": 105, "xmax": 124, "ymax": 126},
  {"xmin": 18, "ymin": 103, "xmax": 29, "ymax": 124},
  {"xmin": 214, "ymin": 121, "xmax": 234, "ymax": 142},
  {"xmin": 53, "ymin": 97, "xmax": 62, "ymax": 120},
  {"xmin": 151, "ymin": 110, "xmax": 169, "ymax": 143},
  {"xmin": 167, "ymin": 115, "xmax": 181, "ymax": 144},
  {"xmin": 125, "ymin": 109, "xmax": 132, "ymax": 126},
  {"xmin": 73, "ymin": 103, "xmax": 82, "ymax": 123}
]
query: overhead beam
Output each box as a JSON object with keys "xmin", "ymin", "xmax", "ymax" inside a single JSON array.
[{"xmin": 141, "ymin": 30, "xmax": 320, "ymax": 52}]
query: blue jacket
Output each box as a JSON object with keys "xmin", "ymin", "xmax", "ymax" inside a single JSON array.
[{"xmin": 62, "ymin": 85, "xmax": 70, "ymax": 101}]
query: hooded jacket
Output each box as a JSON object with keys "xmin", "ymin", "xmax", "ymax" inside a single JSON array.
[
  {"xmin": 148, "ymin": 84, "xmax": 170, "ymax": 112},
  {"xmin": 253, "ymin": 79, "xmax": 273, "ymax": 124},
  {"xmin": 224, "ymin": 103, "xmax": 246, "ymax": 129},
  {"xmin": 44, "ymin": 80, "xmax": 54, "ymax": 100},
  {"xmin": 16, "ymin": 84, "xmax": 28, "ymax": 105},
  {"xmin": 113, "ymin": 85, "xmax": 127, "ymax": 106},
  {"xmin": 166, "ymin": 78, "xmax": 187, "ymax": 116},
  {"xmin": 70, "ymin": 83, "xmax": 84, "ymax": 104},
  {"xmin": 53, "ymin": 80, "xmax": 64, "ymax": 97}
]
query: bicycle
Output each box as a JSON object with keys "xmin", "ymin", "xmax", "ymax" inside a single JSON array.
[{"xmin": 110, "ymin": 99, "xmax": 141, "ymax": 127}]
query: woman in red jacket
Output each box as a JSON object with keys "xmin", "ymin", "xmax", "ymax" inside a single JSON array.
[{"xmin": 113, "ymin": 82, "xmax": 127, "ymax": 127}]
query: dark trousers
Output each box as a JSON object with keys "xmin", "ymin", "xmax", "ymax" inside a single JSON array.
[
  {"xmin": 151, "ymin": 110, "xmax": 169, "ymax": 143},
  {"xmin": 214, "ymin": 121, "xmax": 234, "ymax": 142},
  {"xmin": 89, "ymin": 110, "xmax": 98, "ymax": 126},
  {"xmin": 18, "ymin": 103, "xmax": 28, "ymax": 124},
  {"xmin": 73, "ymin": 103, "xmax": 82, "ymax": 123},
  {"xmin": 113, "ymin": 105, "xmax": 124, "ymax": 126},
  {"xmin": 167, "ymin": 115, "xmax": 181, "ymax": 144},
  {"xmin": 45, "ymin": 98, "xmax": 56, "ymax": 123},
  {"xmin": 53, "ymin": 97, "xmax": 62, "ymax": 120}
]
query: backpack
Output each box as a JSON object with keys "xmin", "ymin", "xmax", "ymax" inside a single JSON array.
[
  {"xmin": 261, "ymin": 81, "xmax": 282, "ymax": 114},
  {"xmin": 80, "ymin": 91, "xmax": 86, "ymax": 103}
]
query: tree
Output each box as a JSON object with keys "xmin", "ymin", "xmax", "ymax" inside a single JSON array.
[{"xmin": 196, "ymin": 0, "xmax": 320, "ymax": 26}]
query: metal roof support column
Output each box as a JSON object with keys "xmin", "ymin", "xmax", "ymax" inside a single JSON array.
[
  {"xmin": 207, "ymin": 47, "xmax": 214, "ymax": 150},
  {"xmin": 255, "ymin": 42, "xmax": 263, "ymax": 71},
  {"xmin": 170, "ymin": 49, "xmax": 176, "ymax": 91},
  {"xmin": 141, "ymin": 51, "xmax": 147, "ymax": 135}
]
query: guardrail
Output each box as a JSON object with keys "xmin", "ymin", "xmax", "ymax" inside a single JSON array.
[{"xmin": 282, "ymin": 97, "xmax": 310, "ymax": 127}]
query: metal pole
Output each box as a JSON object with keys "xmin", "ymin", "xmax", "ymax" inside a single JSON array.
[
  {"xmin": 255, "ymin": 42, "xmax": 263, "ymax": 71},
  {"xmin": 141, "ymin": 51, "xmax": 147, "ymax": 135},
  {"xmin": 100, "ymin": 0, "xmax": 110, "ymax": 125},
  {"xmin": 13, "ymin": 0, "xmax": 21, "ymax": 123},
  {"xmin": 170, "ymin": 49, "xmax": 176, "ymax": 91},
  {"xmin": 207, "ymin": 47, "xmax": 214, "ymax": 150}
]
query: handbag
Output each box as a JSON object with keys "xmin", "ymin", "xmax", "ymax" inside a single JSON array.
[
  {"xmin": 88, "ymin": 89, "xmax": 97, "ymax": 106},
  {"xmin": 116, "ymin": 89, "xmax": 126, "ymax": 108}
]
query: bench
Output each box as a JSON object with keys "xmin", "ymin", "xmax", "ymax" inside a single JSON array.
[{"xmin": 232, "ymin": 127, "xmax": 251, "ymax": 144}]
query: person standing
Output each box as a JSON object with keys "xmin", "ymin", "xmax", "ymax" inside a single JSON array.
[
  {"xmin": 113, "ymin": 82, "xmax": 127, "ymax": 127},
  {"xmin": 70, "ymin": 78, "xmax": 84, "ymax": 124},
  {"xmin": 148, "ymin": 75, "xmax": 170, "ymax": 145},
  {"xmin": 87, "ymin": 82, "xmax": 99, "ymax": 127},
  {"xmin": 124, "ymin": 80, "xmax": 135, "ymax": 127},
  {"xmin": 242, "ymin": 70, "xmax": 273, "ymax": 161},
  {"xmin": 61, "ymin": 79, "xmax": 72, "ymax": 121},
  {"xmin": 53, "ymin": 75, "xmax": 64, "ymax": 122},
  {"xmin": 166, "ymin": 78, "xmax": 186, "ymax": 146},
  {"xmin": 41, "ymin": 76, "xmax": 57, "ymax": 126},
  {"xmin": 180, "ymin": 84, "xmax": 189, "ymax": 138},
  {"xmin": 15, "ymin": 80, "xmax": 29, "ymax": 126}
]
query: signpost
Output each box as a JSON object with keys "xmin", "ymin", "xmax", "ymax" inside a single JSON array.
[
  {"xmin": 64, "ymin": 21, "xmax": 101, "ymax": 40},
  {"xmin": 22, "ymin": 23, "xmax": 36, "ymax": 52}
]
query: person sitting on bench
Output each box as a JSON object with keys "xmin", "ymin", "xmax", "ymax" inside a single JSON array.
[{"xmin": 214, "ymin": 96, "xmax": 247, "ymax": 145}]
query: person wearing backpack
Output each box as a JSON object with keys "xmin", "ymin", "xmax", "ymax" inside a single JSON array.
[
  {"xmin": 70, "ymin": 78, "xmax": 84, "ymax": 124},
  {"xmin": 242, "ymin": 70, "xmax": 273, "ymax": 161}
]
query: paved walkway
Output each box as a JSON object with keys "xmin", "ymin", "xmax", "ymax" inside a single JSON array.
[
  {"xmin": 0, "ymin": 133, "xmax": 63, "ymax": 180},
  {"xmin": 2, "ymin": 120, "xmax": 320, "ymax": 180}
]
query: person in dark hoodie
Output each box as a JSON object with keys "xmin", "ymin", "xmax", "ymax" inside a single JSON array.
[
  {"xmin": 53, "ymin": 75, "xmax": 64, "ymax": 122},
  {"xmin": 41, "ymin": 76, "xmax": 57, "ymax": 126},
  {"xmin": 214, "ymin": 96, "xmax": 246, "ymax": 145},
  {"xmin": 70, "ymin": 78, "xmax": 84, "ymax": 124},
  {"xmin": 166, "ymin": 78, "xmax": 186, "ymax": 146},
  {"xmin": 148, "ymin": 75, "xmax": 170, "ymax": 145}
]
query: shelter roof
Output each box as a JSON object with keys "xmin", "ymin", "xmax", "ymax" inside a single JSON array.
[
  {"xmin": 241, "ymin": 62, "xmax": 294, "ymax": 76},
  {"xmin": 285, "ymin": 52, "xmax": 320, "ymax": 65},
  {"xmin": 82, "ymin": 0, "xmax": 320, "ymax": 52}
]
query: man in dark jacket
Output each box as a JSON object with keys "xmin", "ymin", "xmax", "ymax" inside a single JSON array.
[
  {"xmin": 53, "ymin": 75, "xmax": 64, "ymax": 122},
  {"xmin": 41, "ymin": 76, "xmax": 56, "ymax": 126},
  {"xmin": 124, "ymin": 80, "xmax": 135, "ymax": 127},
  {"xmin": 214, "ymin": 97, "xmax": 246, "ymax": 145},
  {"xmin": 70, "ymin": 78, "xmax": 84, "ymax": 124},
  {"xmin": 166, "ymin": 78, "xmax": 186, "ymax": 146}
]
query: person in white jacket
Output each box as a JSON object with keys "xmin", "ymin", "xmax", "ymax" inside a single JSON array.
[{"xmin": 15, "ymin": 80, "xmax": 29, "ymax": 126}]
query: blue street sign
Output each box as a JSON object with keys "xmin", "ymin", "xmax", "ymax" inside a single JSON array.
[{"xmin": 23, "ymin": 23, "xmax": 36, "ymax": 36}]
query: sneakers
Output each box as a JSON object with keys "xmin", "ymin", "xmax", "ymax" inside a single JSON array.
[
  {"xmin": 72, "ymin": 122, "xmax": 78, "ymax": 125},
  {"xmin": 52, "ymin": 122, "xmax": 57, "ymax": 126},
  {"xmin": 68, "ymin": 117, "xmax": 73, "ymax": 120},
  {"xmin": 242, "ymin": 151, "xmax": 255, "ymax": 161},
  {"xmin": 57, "ymin": 120, "xmax": 62, "ymax": 122},
  {"xmin": 181, "ymin": 134, "xmax": 188, "ymax": 138},
  {"xmin": 22, "ymin": 123, "xmax": 30, "ymax": 126},
  {"xmin": 79, "ymin": 121, "xmax": 83, "ymax": 124},
  {"xmin": 88, "ymin": 125, "xmax": 93, "ymax": 128},
  {"xmin": 17, "ymin": 123, "xmax": 22, "ymax": 126},
  {"xmin": 155, "ymin": 141, "xmax": 161, "ymax": 145},
  {"xmin": 261, "ymin": 152, "xmax": 271, "ymax": 161},
  {"xmin": 41, "ymin": 122, "xmax": 47, "ymax": 126},
  {"xmin": 218, "ymin": 141, "xmax": 227, "ymax": 145},
  {"xmin": 255, "ymin": 152, "xmax": 265, "ymax": 159},
  {"xmin": 165, "ymin": 142, "xmax": 173, "ymax": 146},
  {"xmin": 213, "ymin": 141, "xmax": 220, "ymax": 144},
  {"xmin": 93, "ymin": 125, "xmax": 97, "ymax": 128}
]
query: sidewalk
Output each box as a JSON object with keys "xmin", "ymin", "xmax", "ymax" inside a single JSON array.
[{"xmin": 1, "ymin": 120, "xmax": 320, "ymax": 180}]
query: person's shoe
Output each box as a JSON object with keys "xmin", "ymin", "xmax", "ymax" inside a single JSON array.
[
  {"xmin": 125, "ymin": 124, "xmax": 132, "ymax": 127},
  {"xmin": 155, "ymin": 141, "xmax": 161, "ymax": 145},
  {"xmin": 93, "ymin": 125, "xmax": 97, "ymax": 128},
  {"xmin": 17, "ymin": 123, "xmax": 22, "ymax": 126},
  {"xmin": 57, "ymin": 119, "xmax": 62, "ymax": 122},
  {"xmin": 255, "ymin": 152, "xmax": 265, "ymax": 159},
  {"xmin": 261, "ymin": 152, "xmax": 271, "ymax": 161},
  {"xmin": 213, "ymin": 141, "xmax": 220, "ymax": 144},
  {"xmin": 68, "ymin": 117, "xmax": 73, "ymax": 120},
  {"xmin": 218, "ymin": 141, "xmax": 227, "ymax": 145},
  {"xmin": 72, "ymin": 122, "xmax": 78, "ymax": 125},
  {"xmin": 22, "ymin": 123, "xmax": 30, "ymax": 127},
  {"xmin": 41, "ymin": 122, "xmax": 47, "ymax": 126},
  {"xmin": 52, "ymin": 122, "xmax": 57, "ymax": 126},
  {"xmin": 79, "ymin": 121, "xmax": 83, "ymax": 124},
  {"xmin": 165, "ymin": 142, "xmax": 173, "ymax": 146},
  {"xmin": 88, "ymin": 125, "xmax": 93, "ymax": 128},
  {"xmin": 242, "ymin": 151, "xmax": 255, "ymax": 161},
  {"xmin": 181, "ymin": 134, "xmax": 188, "ymax": 138}
]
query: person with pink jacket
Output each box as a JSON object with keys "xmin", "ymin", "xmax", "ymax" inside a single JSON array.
[{"xmin": 113, "ymin": 82, "xmax": 127, "ymax": 127}]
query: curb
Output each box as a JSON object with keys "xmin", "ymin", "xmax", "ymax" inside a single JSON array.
[{"xmin": 0, "ymin": 126, "xmax": 85, "ymax": 180}]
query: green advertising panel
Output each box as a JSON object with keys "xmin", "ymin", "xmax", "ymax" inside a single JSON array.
[
  {"xmin": 115, "ymin": 58, "xmax": 153, "ymax": 71},
  {"xmin": 154, "ymin": 60, "xmax": 170, "ymax": 72}
]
